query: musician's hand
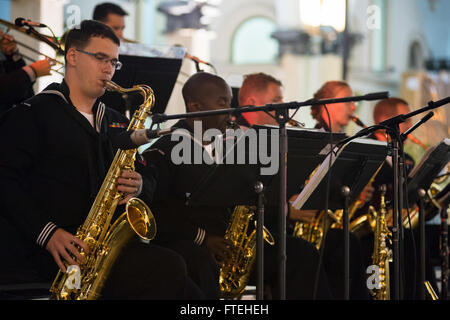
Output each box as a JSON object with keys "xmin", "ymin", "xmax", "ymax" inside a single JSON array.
[
  {"xmin": 117, "ymin": 170, "xmax": 143, "ymax": 205},
  {"xmin": 46, "ymin": 228, "xmax": 89, "ymax": 273},
  {"xmin": 30, "ymin": 59, "xmax": 51, "ymax": 77},
  {"xmin": 288, "ymin": 194, "xmax": 317, "ymax": 223},
  {"xmin": 204, "ymin": 234, "xmax": 233, "ymax": 265},
  {"xmin": 0, "ymin": 32, "xmax": 18, "ymax": 55}
]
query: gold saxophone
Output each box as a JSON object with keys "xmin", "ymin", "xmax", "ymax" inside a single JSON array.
[
  {"xmin": 292, "ymin": 162, "xmax": 382, "ymax": 249},
  {"xmin": 369, "ymin": 184, "xmax": 392, "ymax": 300},
  {"xmin": 219, "ymin": 205, "xmax": 275, "ymax": 299},
  {"xmin": 49, "ymin": 81, "xmax": 157, "ymax": 300}
]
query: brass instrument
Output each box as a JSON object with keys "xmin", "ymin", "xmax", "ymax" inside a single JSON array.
[
  {"xmin": 288, "ymin": 118, "xmax": 305, "ymax": 128},
  {"xmin": 293, "ymin": 159, "xmax": 383, "ymax": 248},
  {"xmin": 49, "ymin": 80, "xmax": 157, "ymax": 300},
  {"xmin": 369, "ymin": 184, "xmax": 392, "ymax": 300},
  {"xmin": 291, "ymin": 163, "xmax": 345, "ymax": 249},
  {"xmin": 404, "ymin": 171, "xmax": 449, "ymax": 229},
  {"xmin": 292, "ymin": 209, "xmax": 341, "ymax": 250},
  {"xmin": 219, "ymin": 205, "xmax": 275, "ymax": 299},
  {"xmin": 0, "ymin": 18, "xmax": 65, "ymax": 75}
]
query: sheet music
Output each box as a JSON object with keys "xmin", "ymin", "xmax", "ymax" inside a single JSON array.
[
  {"xmin": 291, "ymin": 137, "xmax": 387, "ymax": 210},
  {"xmin": 119, "ymin": 42, "xmax": 186, "ymax": 59},
  {"xmin": 408, "ymin": 138, "xmax": 450, "ymax": 178},
  {"xmin": 291, "ymin": 143, "xmax": 348, "ymax": 210}
]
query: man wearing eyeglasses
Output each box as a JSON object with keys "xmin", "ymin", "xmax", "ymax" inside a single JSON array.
[{"xmin": 0, "ymin": 20, "xmax": 203, "ymax": 299}]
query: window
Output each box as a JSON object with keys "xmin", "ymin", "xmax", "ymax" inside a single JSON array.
[{"xmin": 231, "ymin": 17, "xmax": 278, "ymax": 65}]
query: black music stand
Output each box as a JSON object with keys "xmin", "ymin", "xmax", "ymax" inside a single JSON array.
[
  {"xmin": 251, "ymin": 125, "xmax": 347, "ymax": 201},
  {"xmin": 405, "ymin": 138, "xmax": 450, "ymax": 299},
  {"xmin": 291, "ymin": 137, "xmax": 388, "ymax": 299},
  {"xmin": 100, "ymin": 54, "xmax": 182, "ymax": 116},
  {"xmin": 187, "ymin": 127, "xmax": 365, "ymax": 300},
  {"xmin": 406, "ymin": 139, "xmax": 450, "ymax": 207}
]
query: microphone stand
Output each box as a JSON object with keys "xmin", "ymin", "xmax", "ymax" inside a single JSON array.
[
  {"xmin": 23, "ymin": 25, "xmax": 64, "ymax": 55},
  {"xmin": 151, "ymin": 91, "xmax": 389, "ymax": 300},
  {"xmin": 337, "ymin": 97, "xmax": 449, "ymax": 300},
  {"xmin": 441, "ymin": 201, "xmax": 449, "ymax": 300}
]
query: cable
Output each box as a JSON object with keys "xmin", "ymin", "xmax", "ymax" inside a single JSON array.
[
  {"xmin": 401, "ymin": 137, "xmax": 418, "ymax": 299},
  {"xmin": 313, "ymin": 104, "xmax": 333, "ymax": 299}
]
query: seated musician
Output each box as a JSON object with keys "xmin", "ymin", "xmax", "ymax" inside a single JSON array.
[
  {"xmin": 237, "ymin": 74, "xmax": 370, "ymax": 299},
  {"xmin": 0, "ymin": 20, "xmax": 202, "ymax": 299},
  {"xmin": 142, "ymin": 71, "xmax": 333, "ymax": 300}
]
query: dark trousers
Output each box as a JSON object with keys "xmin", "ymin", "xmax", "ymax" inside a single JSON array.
[
  {"xmin": 101, "ymin": 239, "xmax": 204, "ymax": 299},
  {"xmin": 157, "ymin": 240, "xmax": 220, "ymax": 300},
  {"xmin": 250, "ymin": 235, "xmax": 333, "ymax": 300},
  {"xmin": 322, "ymin": 229, "xmax": 369, "ymax": 300},
  {"xmin": 1, "ymin": 218, "xmax": 203, "ymax": 300}
]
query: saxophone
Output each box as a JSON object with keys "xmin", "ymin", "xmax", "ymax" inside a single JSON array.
[
  {"xmin": 49, "ymin": 81, "xmax": 157, "ymax": 300},
  {"xmin": 291, "ymin": 161, "xmax": 374, "ymax": 249},
  {"xmin": 369, "ymin": 184, "xmax": 392, "ymax": 300},
  {"xmin": 219, "ymin": 205, "xmax": 275, "ymax": 299}
]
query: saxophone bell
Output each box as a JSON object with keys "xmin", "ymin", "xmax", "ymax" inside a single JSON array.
[{"xmin": 219, "ymin": 205, "xmax": 275, "ymax": 299}]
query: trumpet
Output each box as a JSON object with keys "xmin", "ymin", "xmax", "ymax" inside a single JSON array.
[{"xmin": 0, "ymin": 18, "xmax": 64, "ymax": 76}]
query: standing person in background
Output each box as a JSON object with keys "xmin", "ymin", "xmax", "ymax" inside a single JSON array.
[{"xmin": 93, "ymin": 2, "xmax": 128, "ymax": 40}]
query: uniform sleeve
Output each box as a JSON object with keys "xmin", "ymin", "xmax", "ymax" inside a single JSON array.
[
  {"xmin": 142, "ymin": 143, "xmax": 203, "ymax": 245},
  {"xmin": 0, "ymin": 68, "xmax": 34, "ymax": 110},
  {"xmin": 135, "ymin": 152, "xmax": 157, "ymax": 204},
  {"xmin": 0, "ymin": 104, "xmax": 58, "ymax": 247}
]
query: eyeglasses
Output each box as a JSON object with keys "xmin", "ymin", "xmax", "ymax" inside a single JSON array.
[{"xmin": 76, "ymin": 48, "xmax": 123, "ymax": 70}]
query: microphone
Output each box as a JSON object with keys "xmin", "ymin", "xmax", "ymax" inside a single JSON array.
[
  {"xmin": 351, "ymin": 115, "xmax": 367, "ymax": 128},
  {"xmin": 184, "ymin": 52, "xmax": 213, "ymax": 67},
  {"xmin": 361, "ymin": 91, "xmax": 390, "ymax": 101},
  {"xmin": 112, "ymin": 127, "xmax": 175, "ymax": 150},
  {"xmin": 15, "ymin": 17, "xmax": 47, "ymax": 28}
]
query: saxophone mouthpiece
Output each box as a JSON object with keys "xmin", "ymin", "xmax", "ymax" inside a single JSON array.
[
  {"xmin": 351, "ymin": 116, "xmax": 367, "ymax": 128},
  {"xmin": 103, "ymin": 80, "xmax": 121, "ymax": 92}
]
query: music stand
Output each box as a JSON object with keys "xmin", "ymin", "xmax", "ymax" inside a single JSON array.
[
  {"xmin": 406, "ymin": 138, "xmax": 450, "ymax": 207},
  {"xmin": 251, "ymin": 125, "xmax": 347, "ymax": 203},
  {"xmin": 100, "ymin": 53, "xmax": 183, "ymax": 116},
  {"xmin": 187, "ymin": 126, "xmax": 351, "ymax": 300},
  {"xmin": 405, "ymin": 138, "xmax": 450, "ymax": 299},
  {"xmin": 292, "ymin": 137, "xmax": 387, "ymax": 299}
]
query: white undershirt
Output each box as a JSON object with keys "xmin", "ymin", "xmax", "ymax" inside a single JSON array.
[{"xmin": 78, "ymin": 110, "xmax": 95, "ymax": 128}]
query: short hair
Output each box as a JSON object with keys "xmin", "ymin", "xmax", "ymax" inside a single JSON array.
[
  {"xmin": 310, "ymin": 80, "xmax": 351, "ymax": 121},
  {"xmin": 373, "ymin": 97, "xmax": 410, "ymax": 124},
  {"xmin": 238, "ymin": 72, "xmax": 282, "ymax": 106},
  {"xmin": 182, "ymin": 72, "xmax": 228, "ymax": 109},
  {"xmin": 64, "ymin": 20, "xmax": 120, "ymax": 61},
  {"xmin": 93, "ymin": 2, "xmax": 128, "ymax": 21}
]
